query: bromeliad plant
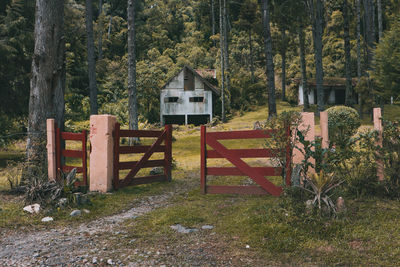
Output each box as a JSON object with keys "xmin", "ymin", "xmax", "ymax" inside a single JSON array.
[{"xmin": 300, "ymin": 170, "xmax": 344, "ymax": 215}]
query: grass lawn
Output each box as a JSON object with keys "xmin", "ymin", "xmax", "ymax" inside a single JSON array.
[{"xmin": 0, "ymin": 101, "xmax": 400, "ymax": 265}]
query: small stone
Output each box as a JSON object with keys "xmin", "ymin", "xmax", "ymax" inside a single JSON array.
[
  {"xmin": 58, "ymin": 198, "xmax": 68, "ymax": 207},
  {"xmin": 41, "ymin": 217, "xmax": 54, "ymax": 222},
  {"xmin": 70, "ymin": 210, "xmax": 81, "ymax": 217},
  {"xmin": 107, "ymin": 259, "xmax": 113, "ymax": 265},
  {"xmin": 170, "ymin": 224, "xmax": 198, "ymax": 234},
  {"xmin": 160, "ymin": 265, "xmax": 166, "ymax": 267},
  {"xmin": 92, "ymin": 257, "xmax": 98, "ymax": 264},
  {"xmin": 336, "ymin": 197, "xmax": 346, "ymax": 213},
  {"xmin": 201, "ymin": 225, "xmax": 214, "ymax": 230},
  {"xmin": 33, "ymin": 253, "xmax": 40, "ymax": 258},
  {"xmin": 129, "ymin": 239, "xmax": 136, "ymax": 244},
  {"xmin": 245, "ymin": 245, "xmax": 250, "ymax": 249},
  {"xmin": 150, "ymin": 167, "xmax": 163, "ymax": 175},
  {"xmin": 83, "ymin": 209, "xmax": 90, "ymax": 214},
  {"xmin": 23, "ymin": 203, "xmax": 41, "ymax": 214}
]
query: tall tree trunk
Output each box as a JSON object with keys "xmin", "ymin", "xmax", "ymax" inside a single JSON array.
[
  {"xmin": 356, "ymin": 0, "xmax": 363, "ymax": 118},
  {"xmin": 211, "ymin": 0, "xmax": 215, "ymax": 46},
  {"xmin": 311, "ymin": 0, "xmax": 325, "ymax": 112},
  {"xmin": 86, "ymin": 0, "xmax": 98, "ymax": 115},
  {"xmin": 377, "ymin": 0, "xmax": 382, "ymax": 41},
  {"xmin": 98, "ymin": 0, "xmax": 103, "ymax": 60},
  {"xmin": 262, "ymin": 0, "xmax": 276, "ymax": 118},
  {"xmin": 299, "ymin": 26, "xmax": 309, "ymax": 110},
  {"xmin": 223, "ymin": 0, "xmax": 231, "ymax": 109},
  {"xmin": 128, "ymin": 0, "xmax": 138, "ymax": 142},
  {"xmin": 281, "ymin": 28, "xmax": 286, "ymax": 101},
  {"xmin": 249, "ymin": 29, "xmax": 255, "ymax": 83},
  {"xmin": 26, "ymin": 0, "xmax": 65, "ymax": 179},
  {"xmin": 219, "ymin": 0, "xmax": 225, "ymax": 122},
  {"xmin": 363, "ymin": 0, "xmax": 375, "ymax": 69},
  {"xmin": 343, "ymin": 0, "xmax": 352, "ymax": 106},
  {"xmin": 107, "ymin": 16, "xmax": 112, "ymax": 39}
]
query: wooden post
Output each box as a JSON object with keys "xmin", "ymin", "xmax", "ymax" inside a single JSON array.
[
  {"xmin": 164, "ymin": 124, "xmax": 172, "ymax": 182},
  {"xmin": 46, "ymin": 119, "xmax": 57, "ymax": 181},
  {"xmin": 200, "ymin": 125, "xmax": 207, "ymax": 194},
  {"xmin": 293, "ymin": 112, "xmax": 315, "ymax": 178},
  {"xmin": 89, "ymin": 115, "xmax": 117, "ymax": 192},
  {"xmin": 82, "ymin": 130, "xmax": 88, "ymax": 186},
  {"xmin": 373, "ymin": 108, "xmax": 384, "ymax": 181},
  {"xmin": 320, "ymin": 111, "xmax": 329, "ymax": 149}
]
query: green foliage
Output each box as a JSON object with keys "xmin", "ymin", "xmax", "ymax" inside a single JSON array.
[
  {"xmin": 372, "ymin": 18, "xmax": 400, "ymax": 102},
  {"xmin": 263, "ymin": 111, "xmax": 302, "ymax": 182},
  {"xmin": 379, "ymin": 119, "xmax": 400, "ymax": 198},
  {"xmin": 326, "ymin": 105, "xmax": 361, "ymax": 149}
]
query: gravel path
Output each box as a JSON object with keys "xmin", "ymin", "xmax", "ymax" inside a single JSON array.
[{"xmin": 0, "ymin": 192, "xmax": 175, "ymax": 266}]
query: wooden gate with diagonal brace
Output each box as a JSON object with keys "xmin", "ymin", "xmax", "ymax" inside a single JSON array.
[
  {"xmin": 200, "ymin": 126, "xmax": 291, "ymax": 196},
  {"xmin": 113, "ymin": 124, "xmax": 172, "ymax": 189}
]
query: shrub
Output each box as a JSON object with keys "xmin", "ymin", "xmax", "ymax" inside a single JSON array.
[{"xmin": 326, "ymin": 106, "xmax": 361, "ymax": 149}]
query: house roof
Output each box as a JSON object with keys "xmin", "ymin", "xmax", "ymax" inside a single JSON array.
[{"xmin": 161, "ymin": 65, "xmax": 220, "ymax": 96}]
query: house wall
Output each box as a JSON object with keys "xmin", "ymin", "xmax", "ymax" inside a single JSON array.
[
  {"xmin": 161, "ymin": 69, "xmax": 213, "ymax": 125},
  {"xmin": 298, "ymin": 85, "xmax": 335, "ymax": 105}
]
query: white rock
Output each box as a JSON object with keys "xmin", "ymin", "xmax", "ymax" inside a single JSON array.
[
  {"xmin": 201, "ymin": 225, "xmax": 214, "ymax": 230},
  {"xmin": 83, "ymin": 209, "xmax": 90, "ymax": 214},
  {"xmin": 70, "ymin": 210, "xmax": 81, "ymax": 217},
  {"xmin": 41, "ymin": 217, "xmax": 53, "ymax": 222},
  {"xmin": 245, "ymin": 245, "xmax": 250, "ymax": 249},
  {"xmin": 107, "ymin": 259, "xmax": 113, "ymax": 265},
  {"xmin": 170, "ymin": 224, "xmax": 198, "ymax": 234},
  {"xmin": 23, "ymin": 204, "xmax": 40, "ymax": 214},
  {"xmin": 92, "ymin": 257, "xmax": 98, "ymax": 264}
]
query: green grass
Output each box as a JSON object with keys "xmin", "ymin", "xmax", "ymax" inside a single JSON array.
[
  {"xmin": 1, "ymin": 101, "xmax": 400, "ymax": 265},
  {"xmin": 127, "ymin": 189, "xmax": 400, "ymax": 265}
]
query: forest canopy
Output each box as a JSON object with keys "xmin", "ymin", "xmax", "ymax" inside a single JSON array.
[{"xmin": 1, "ymin": 0, "xmax": 399, "ymax": 140}]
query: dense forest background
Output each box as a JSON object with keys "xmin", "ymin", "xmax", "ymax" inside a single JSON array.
[{"xmin": 0, "ymin": 0, "xmax": 399, "ymax": 140}]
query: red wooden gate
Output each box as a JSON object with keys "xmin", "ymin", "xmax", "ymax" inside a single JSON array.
[
  {"xmin": 200, "ymin": 126, "xmax": 291, "ymax": 196},
  {"xmin": 55, "ymin": 125, "xmax": 88, "ymax": 187},
  {"xmin": 113, "ymin": 124, "xmax": 172, "ymax": 189}
]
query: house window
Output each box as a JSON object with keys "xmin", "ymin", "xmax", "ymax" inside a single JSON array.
[
  {"xmin": 189, "ymin": 97, "xmax": 204, "ymax": 103},
  {"xmin": 165, "ymin": 97, "xmax": 179, "ymax": 103}
]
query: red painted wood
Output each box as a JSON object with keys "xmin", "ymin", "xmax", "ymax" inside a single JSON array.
[
  {"xmin": 62, "ymin": 149, "xmax": 83, "ymax": 158},
  {"xmin": 200, "ymin": 126, "xmax": 206, "ymax": 194},
  {"xmin": 61, "ymin": 132, "xmax": 85, "ymax": 141},
  {"xmin": 207, "ymin": 148, "xmax": 280, "ymax": 158},
  {"xmin": 62, "ymin": 166, "xmax": 83, "ymax": 173},
  {"xmin": 113, "ymin": 123, "xmax": 120, "ymax": 189},
  {"xmin": 55, "ymin": 125, "xmax": 61, "ymax": 179},
  {"xmin": 119, "ymin": 145, "xmax": 166, "ymax": 154},
  {"xmin": 206, "ymin": 185, "xmax": 269, "ymax": 195},
  {"xmin": 118, "ymin": 175, "xmax": 166, "ymax": 187},
  {"xmin": 82, "ymin": 130, "xmax": 88, "ymax": 186},
  {"xmin": 164, "ymin": 125, "xmax": 172, "ymax": 182},
  {"xmin": 206, "ymin": 135, "xmax": 283, "ymax": 196},
  {"xmin": 124, "ymin": 131, "xmax": 166, "ymax": 181},
  {"xmin": 207, "ymin": 167, "xmax": 281, "ymax": 176},
  {"xmin": 285, "ymin": 125, "xmax": 292, "ymax": 186},
  {"xmin": 207, "ymin": 129, "xmax": 275, "ymax": 140},
  {"xmin": 119, "ymin": 129, "xmax": 163, "ymax": 138},
  {"xmin": 118, "ymin": 159, "xmax": 165, "ymax": 170}
]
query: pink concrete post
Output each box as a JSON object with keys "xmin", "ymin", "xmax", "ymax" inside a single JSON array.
[
  {"xmin": 373, "ymin": 108, "xmax": 384, "ymax": 181},
  {"xmin": 46, "ymin": 119, "xmax": 57, "ymax": 181},
  {"xmin": 89, "ymin": 115, "xmax": 117, "ymax": 192},
  {"xmin": 293, "ymin": 112, "xmax": 315, "ymax": 176},
  {"xmin": 320, "ymin": 111, "xmax": 329, "ymax": 149}
]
